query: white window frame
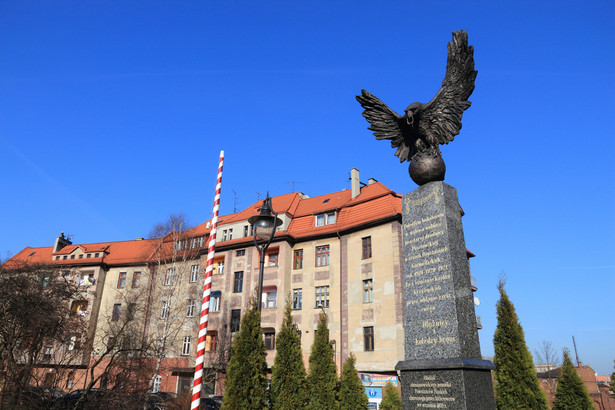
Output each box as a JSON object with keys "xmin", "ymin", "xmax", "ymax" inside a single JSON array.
[
  {"xmin": 292, "ymin": 288, "xmax": 302, "ymax": 310},
  {"xmin": 210, "ymin": 291, "xmax": 221, "ymax": 312},
  {"xmin": 363, "ymin": 279, "xmax": 373, "ymax": 303},
  {"xmin": 181, "ymin": 336, "xmax": 192, "ymax": 356},
  {"xmin": 152, "ymin": 375, "xmax": 161, "ymax": 393},
  {"xmin": 315, "ymin": 286, "xmax": 330, "ymax": 308},
  {"xmin": 161, "ymin": 301, "xmax": 170, "ymax": 318},
  {"xmin": 315, "ymin": 211, "xmax": 336, "ymax": 227},
  {"xmin": 186, "ymin": 299, "xmax": 196, "ymax": 317},
  {"xmin": 165, "ymin": 268, "xmax": 175, "ymax": 286},
  {"xmin": 263, "ymin": 289, "xmax": 277, "ymax": 309},
  {"xmin": 190, "ymin": 265, "xmax": 199, "ymax": 283}
]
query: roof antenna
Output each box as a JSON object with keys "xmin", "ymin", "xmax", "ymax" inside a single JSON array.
[
  {"xmin": 286, "ymin": 181, "xmax": 307, "ymax": 192},
  {"xmin": 232, "ymin": 190, "xmax": 239, "ymax": 213},
  {"xmin": 572, "ymin": 336, "xmax": 581, "ymax": 366}
]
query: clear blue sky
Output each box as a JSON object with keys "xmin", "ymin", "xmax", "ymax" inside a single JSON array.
[{"xmin": 1, "ymin": 1, "xmax": 613, "ymax": 375}]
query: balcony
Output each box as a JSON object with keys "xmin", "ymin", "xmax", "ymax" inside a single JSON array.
[
  {"xmin": 471, "ymin": 276, "xmax": 477, "ymax": 291},
  {"xmin": 476, "ymin": 315, "xmax": 482, "ymax": 329}
]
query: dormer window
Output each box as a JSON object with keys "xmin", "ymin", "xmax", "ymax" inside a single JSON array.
[{"xmin": 315, "ymin": 211, "xmax": 336, "ymax": 227}]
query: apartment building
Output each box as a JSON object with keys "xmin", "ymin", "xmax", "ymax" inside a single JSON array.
[{"xmin": 7, "ymin": 169, "xmax": 480, "ymax": 404}]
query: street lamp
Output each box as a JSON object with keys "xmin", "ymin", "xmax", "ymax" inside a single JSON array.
[{"xmin": 248, "ymin": 194, "xmax": 282, "ymax": 311}]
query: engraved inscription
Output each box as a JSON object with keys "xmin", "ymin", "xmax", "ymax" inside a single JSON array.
[
  {"xmin": 408, "ymin": 375, "xmax": 456, "ymax": 408},
  {"xmin": 403, "ymin": 196, "xmax": 458, "ymax": 350}
]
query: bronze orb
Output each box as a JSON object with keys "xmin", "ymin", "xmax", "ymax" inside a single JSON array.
[{"xmin": 409, "ymin": 154, "xmax": 446, "ymax": 186}]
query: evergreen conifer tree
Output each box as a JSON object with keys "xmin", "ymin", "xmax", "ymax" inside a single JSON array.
[
  {"xmin": 379, "ymin": 382, "xmax": 401, "ymax": 410},
  {"xmin": 221, "ymin": 298, "xmax": 268, "ymax": 410},
  {"xmin": 270, "ymin": 297, "xmax": 307, "ymax": 409},
  {"xmin": 307, "ymin": 311, "xmax": 338, "ymax": 409},
  {"xmin": 338, "ymin": 353, "xmax": 368, "ymax": 410},
  {"xmin": 493, "ymin": 279, "xmax": 548, "ymax": 409},
  {"xmin": 552, "ymin": 349, "xmax": 594, "ymax": 410}
]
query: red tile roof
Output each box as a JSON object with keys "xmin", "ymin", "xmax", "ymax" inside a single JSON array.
[{"xmin": 6, "ymin": 183, "xmax": 403, "ymax": 267}]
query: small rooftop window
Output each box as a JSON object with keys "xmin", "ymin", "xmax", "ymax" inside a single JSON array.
[
  {"xmin": 315, "ymin": 211, "xmax": 336, "ymax": 227},
  {"xmin": 323, "ymin": 199, "xmax": 330, "ymax": 203},
  {"xmin": 29, "ymin": 252, "xmax": 36, "ymax": 257}
]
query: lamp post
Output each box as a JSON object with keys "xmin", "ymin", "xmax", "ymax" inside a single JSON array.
[{"xmin": 248, "ymin": 194, "xmax": 282, "ymax": 311}]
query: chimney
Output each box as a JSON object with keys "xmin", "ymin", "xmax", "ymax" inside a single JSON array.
[
  {"xmin": 351, "ymin": 168, "xmax": 360, "ymax": 199},
  {"xmin": 53, "ymin": 231, "xmax": 72, "ymax": 253}
]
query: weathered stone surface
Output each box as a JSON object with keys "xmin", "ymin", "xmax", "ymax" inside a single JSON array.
[{"xmin": 397, "ymin": 181, "xmax": 494, "ymax": 409}]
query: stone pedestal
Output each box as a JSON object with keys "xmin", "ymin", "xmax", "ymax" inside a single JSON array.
[{"xmin": 396, "ymin": 181, "xmax": 494, "ymax": 409}]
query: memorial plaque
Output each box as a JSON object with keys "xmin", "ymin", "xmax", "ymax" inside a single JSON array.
[{"xmin": 396, "ymin": 181, "xmax": 495, "ymax": 409}]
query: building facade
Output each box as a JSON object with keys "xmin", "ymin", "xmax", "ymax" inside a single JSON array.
[{"xmin": 6, "ymin": 169, "xmax": 483, "ymax": 405}]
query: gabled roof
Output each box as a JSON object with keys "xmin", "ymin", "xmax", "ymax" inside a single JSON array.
[{"xmin": 6, "ymin": 181, "xmax": 406, "ymax": 268}]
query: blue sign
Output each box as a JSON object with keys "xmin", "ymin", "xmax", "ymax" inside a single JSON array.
[{"xmin": 364, "ymin": 387, "xmax": 382, "ymax": 399}]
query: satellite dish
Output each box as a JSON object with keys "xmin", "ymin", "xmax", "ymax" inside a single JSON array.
[{"xmin": 473, "ymin": 296, "xmax": 480, "ymax": 306}]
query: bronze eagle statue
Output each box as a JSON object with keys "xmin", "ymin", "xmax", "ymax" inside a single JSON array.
[{"xmin": 356, "ymin": 30, "xmax": 477, "ymax": 186}]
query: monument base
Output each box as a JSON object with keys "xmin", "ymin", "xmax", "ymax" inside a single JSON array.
[{"xmin": 396, "ymin": 358, "xmax": 495, "ymax": 410}]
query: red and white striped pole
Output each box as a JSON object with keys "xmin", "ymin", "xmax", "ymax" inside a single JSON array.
[{"xmin": 191, "ymin": 150, "xmax": 224, "ymax": 410}]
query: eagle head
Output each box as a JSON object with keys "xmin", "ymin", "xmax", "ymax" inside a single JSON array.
[{"xmin": 404, "ymin": 102, "xmax": 422, "ymax": 127}]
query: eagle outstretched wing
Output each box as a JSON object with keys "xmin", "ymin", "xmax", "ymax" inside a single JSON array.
[
  {"xmin": 356, "ymin": 90, "xmax": 410, "ymax": 162},
  {"xmin": 419, "ymin": 30, "xmax": 477, "ymax": 145}
]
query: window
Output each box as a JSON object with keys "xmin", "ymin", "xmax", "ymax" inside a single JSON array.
[
  {"xmin": 65, "ymin": 334, "xmax": 81, "ymax": 351},
  {"xmin": 181, "ymin": 336, "xmax": 192, "ymax": 355},
  {"xmin": 233, "ymin": 271, "xmax": 243, "ymax": 293},
  {"xmin": 190, "ymin": 265, "xmax": 199, "ymax": 283},
  {"xmin": 70, "ymin": 255, "xmax": 75, "ymax": 259},
  {"xmin": 132, "ymin": 272, "xmax": 141, "ymax": 288},
  {"xmin": 292, "ymin": 289, "xmax": 302, "ymax": 310},
  {"xmin": 165, "ymin": 268, "xmax": 175, "ymax": 286},
  {"xmin": 44, "ymin": 346, "xmax": 53, "ymax": 359},
  {"xmin": 262, "ymin": 288, "xmax": 277, "ymax": 309},
  {"xmin": 38, "ymin": 275, "xmax": 50, "ymax": 287},
  {"xmin": 209, "ymin": 291, "xmax": 221, "ymax": 312},
  {"xmin": 228, "ymin": 229, "xmax": 233, "ymax": 240},
  {"xmin": 222, "ymin": 230, "xmax": 228, "ymax": 241},
  {"xmin": 152, "ymin": 375, "xmax": 161, "ymax": 393},
  {"xmin": 214, "ymin": 258, "xmax": 225, "ymax": 274},
  {"xmin": 186, "ymin": 299, "xmax": 196, "ymax": 317},
  {"xmin": 315, "ymin": 286, "xmax": 330, "ymax": 308},
  {"xmin": 205, "ymin": 332, "xmax": 218, "ymax": 352},
  {"xmin": 117, "ymin": 272, "xmax": 127, "ymax": 288},
  {"xmin": 236, "ymin": 249, "xmax": 245, "ymax": 257},
  {"xmin": 161, "ymin": 301, "xmax": 169, "ymax": 318},
  {"xmin": 63, "ymin": 255, "xmax": 67, "ymax": 260},
  {"xmin": 125, "ymin": 303, "xmax": 135, "ymax": 320},
  {"xmin": 362, "ymin": 236, "xmax": 372, "ymax": 259},
  {"xmin": 364, "ymin": 326, "xmax": 374, "ymax": 351},
  {"xmin": 66, "ymin": 372, "xmax": 75, "ymax": 389},
  {"xmin": 78, "ymin": 254, "xmax": 83, "ymax": 259},
  {"xmin": 315, "ymin": 245, "xmax": 330, "ymax": 267},
  {"xmin": 86, "ymin": 254, "xmax": 91, "ymax": 258},
  {"xmin": 268, "ymin": 253, "xmax": 279, "ymax": 267},
  {"xmin": 70, "ymin": 300, "xmax": 88, "ymax": 316},
  {"xmin": 264, "ymin": 330, "xmax": 276, "ymax": 350},
  {"xmin": 231, "ymin": 309, "xmax": 241, "ymax": 332},
  {"xmin": 79, "ymin": 272, "xmax": 95, "ymax": 286},
  {"xmin": 112, "ymin": 304, "xmax": 121, "ymax": 321},
  {"xmin": 244, "ymin": 225, "xmax": 249, "ymax": 237},
  {"xmin": 363, "ymin": 279, "xmax": 373, "ymax": 303},
  {"xmin": 293, "ymin": 249, "xmax": 303, "ymax": 269},
  {"xmin": 315, "ymin": 211, "xmax": 336, "ymax": 226},
  {"xmin": 95, "ymin": 253, "xmax": 100, "ymax": 258}
]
